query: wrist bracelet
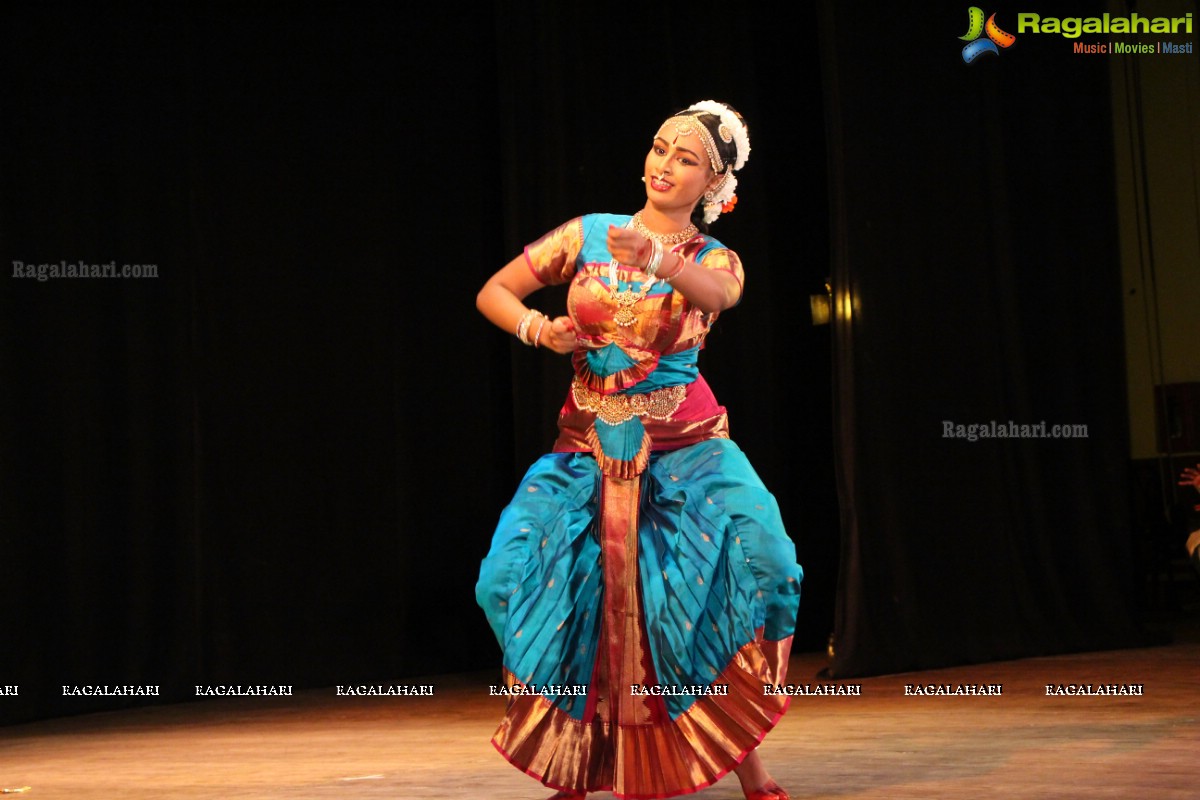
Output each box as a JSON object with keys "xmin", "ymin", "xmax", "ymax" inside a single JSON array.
[
  {"xmin": 532, "ymin": 315, "xmax": 549, "ymax": 347},
  {"xmin": 661, "ymin": 253, "xmax": 686, "ymax": 282},
  {"xmin": 516, "ymin": 308, "xmax": 542, "ymax": 345},
  {"xmin": 644, "ymin": 239, "xmax": 664, "ymax": 279}
]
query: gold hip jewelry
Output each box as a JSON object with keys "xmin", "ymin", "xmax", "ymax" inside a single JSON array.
[{"xmin": 571, "ymin": 379, "xmax": 687, "ymax": 426}]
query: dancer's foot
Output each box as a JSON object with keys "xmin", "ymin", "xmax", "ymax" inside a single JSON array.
[
  {"xmin": 745, "ymin": 781, "xmax": 789, "ymax": 800},
  {"xmin": 545, "ymin": 792, "xmax": 585, "ymax": 800},
  {"xmin": 736, "ymin": 750, "xmax": 788, "ymax": 800}
]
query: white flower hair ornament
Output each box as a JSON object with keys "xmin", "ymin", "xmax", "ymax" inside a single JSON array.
[
  {"xmin": 685, "ymin": 100, "xmax": 751, "ymax": 224},
  {"xmin": 686, "ymin": 100, "xmax": 751, "ymax": 170}
]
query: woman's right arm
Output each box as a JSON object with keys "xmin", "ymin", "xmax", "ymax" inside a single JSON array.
[{"xmin": 476, "ymin": 254, "xmax": 577, "ymax": 354}]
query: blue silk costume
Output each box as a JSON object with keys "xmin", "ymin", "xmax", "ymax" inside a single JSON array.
[{"xmin": 477, "ymin": 214, "xmax": 802, "ymax": 799}]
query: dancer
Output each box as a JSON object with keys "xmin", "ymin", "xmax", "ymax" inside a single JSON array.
[{"xmin": 476, "ymin": 101, "xmax": 802, "ymax": 800}]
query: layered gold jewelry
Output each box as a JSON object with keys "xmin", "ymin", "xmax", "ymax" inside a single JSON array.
[
  {"xmin": 610, "ymin": 278, "xmax": 657, "ymax": 327},
  {"xmin": 686, "ymin": 101, "xmax": 750, "ymax": 171},
  {"xmin": 608, "ymin": 213, "xmax": 699, "ymax": 325},
  {"xmin": 661, "ymin": 101, "xmax": 752, "ymax": 224},
  {"xmin": 631, "ymin": 210, "xmax": 697, "ymax": 246},
  {"xmin": 571, "ymin": 378, "xmax": 686, "ymax": 426},
  {"xmin": 659, "ymin": 114, "xmax": 726, "ymax": 174}
]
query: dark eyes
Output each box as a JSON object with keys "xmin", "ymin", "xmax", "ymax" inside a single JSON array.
[{"xmin": 652, "ymin": 145, "xmax": 696, "ymax": 166}]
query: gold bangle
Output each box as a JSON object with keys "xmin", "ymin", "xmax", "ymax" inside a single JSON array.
[{"xmin": 661, "ymin": 253, "xmax": 686, "ymax": 282}]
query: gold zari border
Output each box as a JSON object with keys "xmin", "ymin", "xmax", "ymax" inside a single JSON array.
[{"xmin": 491, "ymin": 634, "xmax": 793, "ymax": 799}]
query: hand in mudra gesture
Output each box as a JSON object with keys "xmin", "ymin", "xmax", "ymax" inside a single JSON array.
[
  {"xmin": 538, "ymin": 316, "xmax": 577, "ymax": 354},
  {"xmin": 607, "ymin": 225, "xmax": 652, "ymax": 270}
]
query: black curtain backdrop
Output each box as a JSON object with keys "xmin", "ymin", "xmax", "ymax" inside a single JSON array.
[
  {"xmin": 2, "ymin": 3, "xmax": 836, "ymax": 724},
  {"xmin": 820, "ymin": 1, "xmax": 1149, "ymax": 677}
]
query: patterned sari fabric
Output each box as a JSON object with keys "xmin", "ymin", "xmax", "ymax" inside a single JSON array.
[{"xmin": 477, "ymin": 214, "xmax": 802, "ymax": 799}]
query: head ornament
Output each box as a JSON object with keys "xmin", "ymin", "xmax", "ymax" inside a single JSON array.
[{"xmin": 659, "ymin": 100, "xmax": 750, "ymax": 224}]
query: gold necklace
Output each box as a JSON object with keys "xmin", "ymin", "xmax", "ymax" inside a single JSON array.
[
  {"xmin": 607, "ymin": 213, "xmax": 696, "ymax": 326},
  {"xmin": 631, "ymin": 210, "xmax": 697, "ymax": 246},
  {"xmin": 610, "ymin": 279, "xmax": 656, "ymax": 326},
  {"xmin": 608, "ymin": 217, "xmax": 657, "ymax": 327}
]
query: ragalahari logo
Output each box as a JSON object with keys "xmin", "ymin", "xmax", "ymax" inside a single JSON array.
[{"xmin": 960, "ymin": 7, "xmax": 1017, "ymax": 62}]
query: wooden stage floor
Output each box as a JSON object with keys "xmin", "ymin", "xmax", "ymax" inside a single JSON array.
[{"xmin": 3, "ymin": 635, "xmax": 1198, "ymax": 799}]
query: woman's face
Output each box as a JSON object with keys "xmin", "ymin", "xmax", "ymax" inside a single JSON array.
[{"xmin": 644, "ymin": 124, "xmax": 717, "ymax": 214}]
